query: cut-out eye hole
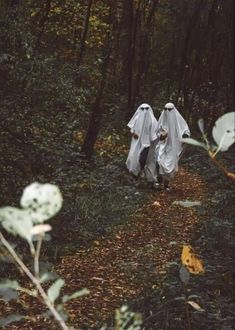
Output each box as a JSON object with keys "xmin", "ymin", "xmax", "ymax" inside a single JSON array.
[
  {"xmin": 165, "ymin": 107, "xmax": 174, "ymax": 111},
  {"xmin": 140, "ymin": 107, "xmax": 149, "ymax": 110},
  {"xmin": 227, "ymin": 130, "xmax": 231, "ymax": 133}
]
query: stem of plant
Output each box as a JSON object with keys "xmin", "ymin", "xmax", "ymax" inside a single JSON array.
[
  {"xmin": 0, "ymin": 231, "xmax": 69, "ymax": 330},
  {"xmin": 208, "ymin": 151, "xmax": 235, "ymax": 181},
  {"xmin": 34, "ymin": 233, "xmax": 43, "ymax": 279}
]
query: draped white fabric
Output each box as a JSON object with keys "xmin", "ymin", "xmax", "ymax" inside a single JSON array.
[
  {"xmin": 126, "ymin": 103, "xmax": 158, "ymax": 178},
  {"xmin": 156, "ymin": 105, "xmax": 190, "ymax": 179}
]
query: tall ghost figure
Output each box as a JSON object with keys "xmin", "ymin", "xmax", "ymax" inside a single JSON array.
[
  {"xmin": 126, "ymin": 103, "xmax": 159, "ymax": 182},
  {"xmin": 155, "ymin": 102, "xmax": 190, "ymax": 191}
]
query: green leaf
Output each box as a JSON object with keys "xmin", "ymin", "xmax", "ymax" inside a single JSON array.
[
  {"xmin": 56, "ymin": 304, "xmax": 68, "ymax": 321},
  {"xmin": 198, "ymin": 118, "xmax": 204, "ymax": 134},
  {"xmin": 165, "ymin": 261, "xmax": 178, "ymax": 268},
  {"xmin": 32, "ymin": 233, "xmax": 51, "ymax": 242},
  {"xmin": 212, "ymin": 112, "xmax": 235, "ymax": 151},
  {"xmin": 179, "ymin": 265, "xmax": 190, "ymax": 285},
  {"xmin": 0, "ymin": 288, "xmax": 19, "ymax": 302},
  {"xmin": 39, "ymin": 272, "xmax": 59, "ymax": 283},
  {"xmin": 62, "ymin": 288, "xmax": 89, "ymax": 303},
  {"xmin": 20, "ymin": 182, "xmax": 63, "ymax": 224},
  {"xmin": 188, "ymin": 294, "xmax": 201, "ymax": 299},
  {"xmin": 0, "ymin": 253, "xmax": 13, "ymax": 263},
  {"xmin": 0, "ymin": 207, "xmax": 33, "ymax": 242},
  {"xmin": 173, "ymin": 296, "xmax": 186, "ymax": 302},
  {"xmin": 182, "ymin": 137, "xmax": 207, "ymax": 150},
  {"xmin": 0, "ymin": 314, "xmax": 25, "ymax": 327},
  {"xmin": 0, "ymin": 279, "xmax": 20, "ymax": 290},
  {"xmin": 47, "ymin": 279, "xmax": 64, "ymax": 303}
]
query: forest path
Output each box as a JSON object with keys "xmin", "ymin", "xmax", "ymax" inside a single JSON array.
[{"xmin": 57, "ymin": 166, "xmax": 208, "ymax": 329}]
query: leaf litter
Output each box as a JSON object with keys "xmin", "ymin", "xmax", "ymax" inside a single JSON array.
[
  {"xmin": 55, "ymin": 168, "xmax": 208, "ymax": 329},
  {"xmin": 0, "ymin": 133, "xmax": 216, "ymax": 329}
]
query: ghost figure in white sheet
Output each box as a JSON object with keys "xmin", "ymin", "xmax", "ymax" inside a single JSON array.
[
  {"xmin": 126, "ymin": 103, "xmax": 159, "ymax": 181},
  {"xmin": 156, "ymin": 102, "xmax": 190, "ymax": 181}
]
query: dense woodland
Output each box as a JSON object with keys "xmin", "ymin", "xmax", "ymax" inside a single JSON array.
[
  {"xmin": 0, "ymin": 0, "xmax": 234, "ymax": 329},
  {"xmin": 0, "ymin": 0, "xmax": 234, "ymax": 157}
]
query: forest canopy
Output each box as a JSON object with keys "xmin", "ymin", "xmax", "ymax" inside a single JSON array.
[{"xmin": 0, "ymin": 0, "xmax": 233, "ymax": 157}]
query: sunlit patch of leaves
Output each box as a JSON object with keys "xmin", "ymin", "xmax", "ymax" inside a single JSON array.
[{"xmin": 74, "ymin": 131, "xmax": 129, "ymax": 158}]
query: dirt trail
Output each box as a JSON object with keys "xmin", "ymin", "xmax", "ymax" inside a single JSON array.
[{"xmin": 57, "ymin": 167, "xmax": 208, "ymax": 329}]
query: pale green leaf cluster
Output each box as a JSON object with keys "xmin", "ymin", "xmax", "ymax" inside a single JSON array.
[
  {"xmin": 182, "ymin": 112, "xmax": 235, "ymax": 154},
  {"xmin": 0, "ymin": 182, "xmax": 63, "ymax": 245},
  {"xmin": 212, "ymin": 112, "xmax": 235, "ymax": 152}
]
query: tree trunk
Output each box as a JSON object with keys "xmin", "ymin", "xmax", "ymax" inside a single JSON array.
[
  {"xmin": 81, "ymin": 52, "xmax": 111, "ymax": 158},
  {"xmin": 81, "ymin": 9, "xmax": 113, "ymax": 158},
  {"xmin": 36, "ymin": 0, "xmax": 52, "ymax": 48},
  {"xmin": 127, "ymin": 0, "xmax": 141, "ymax": 116},
  {"xmin": 176, "ymin": 0, "xmax": 204, "ymax": 108},
  {"xmin": 132, "ymin": 0, "xmax": 159, "ymax": 108},
  {"xmin": 77, "ymin": 0, "xmax": 93, "ymax": 68}
]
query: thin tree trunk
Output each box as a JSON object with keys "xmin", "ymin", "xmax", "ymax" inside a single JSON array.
[
  {"xmin": 127, "ymin": 0, "xmax": 141, "ymax": 115},
  {"xmin": 81, "ymin": 8, "xmax": 113, "ymax": 158},
  {"xmin": 132, "ymin": 0, "xmax": 159, "ymax": 108},
  {"xmin": 36, "ymin": 0, "xmax": 51, "ymax": 48},
  {"xmin": 230, "ymin": 0, "xmax": 235, "ymax": 108},
  {"xmin": 77, "ymin": 0, "xmax": 93, "ymax": 68},
  {"xmin": 176, "ymin": 0, "xmax": 204, "ymax": 107},
  {"xmin": 126, "ymin": 0, "xmax": 134, "ymax": 111},
  {"xmin": 81, "ymin": 50, "xmax": 111, "ymax": 158}
]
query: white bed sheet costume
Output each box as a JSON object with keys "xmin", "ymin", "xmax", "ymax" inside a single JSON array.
[
  {"xmin": 156, "ymin": 103, "xmax": 190, "ymax": 181},
  {"xmin": 126, "ymin": 103, "xmax": 159, "ymax": 182}
]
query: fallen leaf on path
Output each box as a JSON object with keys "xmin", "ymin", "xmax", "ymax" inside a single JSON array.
[
  {"xmin": 153, "ymin": 201, "xmax": 161, "ymax": 207},
  {"xmin": 181, "ymin": 245, "xmax": 204, "ymax": 274},
  {"xmin": 173, "ymin": 200, "xmax": 201, "ymax": 207},
  {"xmin": 187, "ymin": 300, "xmax": 205, "ymax": 312}
]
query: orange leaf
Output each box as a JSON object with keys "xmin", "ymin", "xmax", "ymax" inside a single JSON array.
[{"xmin": 181, "ymin": 245, "xmax": 204, "ymax": 274}]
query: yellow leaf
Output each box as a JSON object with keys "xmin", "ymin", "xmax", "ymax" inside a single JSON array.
[
  {"xmin": 53, "ymin": 6, "xmax": 62, "ymax": 14},
  {"xmin": 181, "ymin": 245, "xmax": 204, "ymax": 274},
  {"xmin": 78, "ymin": 182, "xmax": 87, "ymax": 188},
  {"xmin": 31, "ymin": 11, "xmax": 37, "ymax": 17}
]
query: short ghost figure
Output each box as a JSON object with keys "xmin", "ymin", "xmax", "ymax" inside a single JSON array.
[
  {"xmin": 126, "ymin": 103, "xmax": 159, "ymax": 182},
  {"xmin": 155, "ymin": 102, "xmax": 190, "ymax": 191}
]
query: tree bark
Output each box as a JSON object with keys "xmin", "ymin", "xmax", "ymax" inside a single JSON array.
[
  {"xmin": 77, "ymin": 0, "xmax": 93, "ymax": 68},
  {"xmin": 132, "ymin": 0, "xmax": 159, "ymax": 108},
  {"xmin": 81, "ymin": 8, "xmax": 113, "ymax": 158},
  {"xmin": 176, "ymin": 0, "xmax": 205, "ymax": 109},
  {"xmin": 36, "ymin": 0, "xmax": 52, "ymax": 48},
  {"xmin": 127, "ymin": 0, "xmax": 141, "ymax": 116},
  {"xmin": 81, "ymin": 50, "xmax": 111, "ymax": 158}
]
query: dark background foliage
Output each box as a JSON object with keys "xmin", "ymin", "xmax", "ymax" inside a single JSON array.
[
  {"xmin": 0, "ymin": 0, "xmax": 233, "ymax": 156},
  {"xmin": 0, "ymin": 1, "xmax": 234, "ymax": 328}
]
